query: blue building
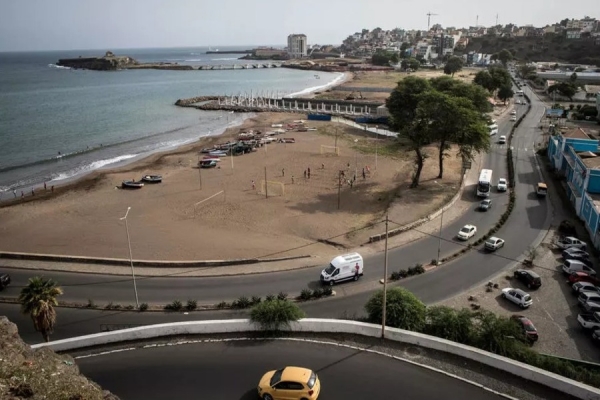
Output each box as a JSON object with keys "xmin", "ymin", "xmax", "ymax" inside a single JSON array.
[{"xmin": 548, "ymin": 127, "xmax": 600, "ymax": 249}]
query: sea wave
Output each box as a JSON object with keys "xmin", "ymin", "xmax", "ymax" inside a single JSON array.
[
  {"xmin": 211, "ymin": 58, "xmax": 238, "ymax": 61},
  {"xmin": 287, "ymin": 73, "xmax": 346, "ymax": 98},
  {"xmin": 49, "ymin": 154, "xmax": 138, "ymax": 183},
  {"xmin": 184, "ymin": 58, "xmax": 206, "ymax": 62},
  {"xmin": 47, "ymin": 63, "xmax": 71, "ymax": 70}
]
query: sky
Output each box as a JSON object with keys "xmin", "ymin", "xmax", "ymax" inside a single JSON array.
[{"xmin": 0, "ymin": 0, "xmax": 597, "ymax": 52}]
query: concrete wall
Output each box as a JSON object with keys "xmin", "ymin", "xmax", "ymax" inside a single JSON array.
[{"xmin": 32, "ymin": 319, "xmax": 600, "ymax": 400}]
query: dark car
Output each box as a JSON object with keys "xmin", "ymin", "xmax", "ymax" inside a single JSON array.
[
  {"xmin": 513, "ymin": 269, "xmax": 542, "ymax": 289},
  {"xmin": 479, "ymin": 199, "xmax": 492, "ymax": 211},
  {"xmin": 0, "ymin": 273, "xmax": 10, "ymax": 290},
  {"xmin": 511, "ymin": 315, "xmax": 539, "ymax": 343}
]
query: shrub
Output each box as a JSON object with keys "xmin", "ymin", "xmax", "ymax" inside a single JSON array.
[
  {"xmin": 251, "ymin": 296, "xmax": 262, "ymax": 305},
  {"xmin": 104, "ymin": 302, "xmax": 113, "ymax": 310},
  {"xmin": 424, "ymin": 306, "xmax": 476, "ymax": 344},
  {"xmin": 431, "ymin": 259, "xmax": 438, "ymax": 266},
  {"xmin": 216, "ymin": 301, "xmax": 230, "ymax": 309},
  {"xmin": 312, "ymin": 288, "xmax": 324, "ymax": 298},
  {"xmin": 265, "ymin": 294, "xmax": 276, "ymax": 302},
  {"xmin": 300, "ymin": 289, "xmax": 313, "ymax": 301},
  {"xmin": 125, "ymin": 304, "xmax": 134, "ymax": 310},
  {"xmin": 165, "ymin": 300, "xmax": 183, "ymax": 311},
  {"xmin": 558, "ymin": 220, "xmax": 577, "ymax": 236},
  {"xmin": 250, "ymin": 299, "xmax": 305, "ymax": 331},
  {"xmin": 365, "ymin": 287, "xmax": 426, "ymax": 331},
  {"xmin": 413, "ymin": 264, "xmax": 425, "ymax": 275},
  {"xmin": 398, "ymin": 269, "xmax": 408, "ymax": 278},
  {"xmin": 186, "ymin": 299, "xmax": 198, "ymax": 311},
  {"xmin": 139, "ymin": 303, "xmax": 148, "ymax": 311},
  {"xmin": 113, "ymin": 304, "xmax": 122, "ymax": 309},
  {"xmin": 87, "ymin": 299, "xmax": 95, "ymax": 308},
  {"xmin": 323, "ymin": 287, "xmax": 333, "ymax": 296},
  {"xmin": 232, "ymin": 296, "xmax": 251, "ymax": 309},
  {"xmin": 277, "ymin": 291, "xmax": 288, "ymax": 301},
  {"xmin": 390, "ymin": 271, "xmax": 401, "ymax": 281},
  {"xmin": 407, "ymin": 266, "xmax": 417, "ymax": 276}
]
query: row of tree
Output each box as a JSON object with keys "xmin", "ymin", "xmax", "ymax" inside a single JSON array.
[{"xmin": 386, "ymin": 75, "xmax": 492, "ymax": 187}]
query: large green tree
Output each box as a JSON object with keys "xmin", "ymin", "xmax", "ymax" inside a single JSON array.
[
  {"xmin": 474, "ymin": 66, "xmax": 511, "ymax": 95},
  {"xmin": 497, "ymin": 49, "xmax": 514, "ymax": 66},
  {"xmin": 429, "ymin": 76, "xmax": 492, "ymax": 113},
  {"xmin": 365, "ymin": 287, "xmax": 426, "ymax": 331},
  {"xmin": 401, "ymin": 57, "xmax": 420, "ymax": 71},
  {"xmin": 498, "ymin": 85, "xmax": 514, "ymax": 104},
  {"xmin": 443, "ymin": 56, "xmax": 464, "ymax": 77},
  {"xmin": 386, "ymin": 76, "xmax": 432, "ymax": 187},
  {"xmin": 19, "ymin": 277, "xmax": 63, "ymax": 342},
  {"xmin": 548, "ymin": 82, "xmax": 577, "ymax": 101}
]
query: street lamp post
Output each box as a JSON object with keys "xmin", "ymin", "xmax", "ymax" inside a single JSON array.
[
  {"xmin": 381, "ymin": 213, "xmax": 389, "ymax": 338},
  {"xmin": 434, "ymin": 181, "xmax": 444, "ymax": 266},
  {"xmin": 375, "ymin": 125, "xmax": 379, "ymax": 170},
  {"xmin": 120, "ymin": 207, "xmax": 140, "ymax": 308}
]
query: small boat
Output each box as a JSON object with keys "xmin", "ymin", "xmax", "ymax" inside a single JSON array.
[
  {"xmin": 199, "ymin": 160, "xmax": 217, "ymax": 168},
  {"xmin": 209, "ymin": 151, "xmax": 227, "ymax": 157},
  {"xmin": 141, "ymin": 175, "xmax": 162, "ymax": 183},
  {"xmin": 202, "ymin": 156, "xmax": 221, "ymax": 162},
  {"xmin": 121, "ymin": 180, "xmax": 144, "ymax": 189}
]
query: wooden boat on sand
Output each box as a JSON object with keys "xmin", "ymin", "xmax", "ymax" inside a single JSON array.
[
  {"xmin": 122, "ymin": 180, "xmax": 144, "ymax": 189},
  {"xmin": 141, "ymin": 175, "xmax": 162, "ymax": 183}
]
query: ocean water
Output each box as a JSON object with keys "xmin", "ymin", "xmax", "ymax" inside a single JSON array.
[{"xmin": 0, "ymin": 47, "xmax": 344, "ymax": 196}]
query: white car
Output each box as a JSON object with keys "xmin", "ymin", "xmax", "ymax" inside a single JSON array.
[
  {"xmin": 573, "ymin": 282, "xmax": 600, "ymax": 295},
  {"xmin": 498, "ymin": 135, "xmax": 506, "ymax": 144},
  {"xmin": 510, "ymin": 116, "xmax": 517, "ymax": 122},
  {"xmin": 502, "ymin": 288, "xmax": 533, "ymax": 309},
  {"xmin": 556, "ymin": 236, "xmax": 587, "ymax": 250},
  {"xmin": 485, "ymin": 236, "xmax": 505, "ymax": 251},
  {"xmin": 510, "ymin": 110, "xmax": 517, "ymax": 115},
  {"xmin": 457, "ymin": 224, "xmax": 477, "ymax": 241},
  {"xmin": 497, "ymin": 178, "xmax": 507, "ymax": 192}
]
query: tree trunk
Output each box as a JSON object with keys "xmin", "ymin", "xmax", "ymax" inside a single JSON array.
[
  {"xmin": 42, "ymin": 330, "xmax": 49, "ymax": 342},
  {"xmin": 437, "ymin": 140, "xmax": 446, "ymax": 179},
  {"xmin": 411, "ymin": 148, "xmax": 425, "ymax": 188}
]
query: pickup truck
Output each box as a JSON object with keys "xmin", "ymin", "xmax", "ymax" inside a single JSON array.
[{"xmin": 578, "ymin": 312, "xmax": 600, "ymax": 329}]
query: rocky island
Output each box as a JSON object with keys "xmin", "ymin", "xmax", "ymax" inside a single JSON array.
[{"xmin": 56, "ymin": 51, "xmax": 193, "ymax": 71}]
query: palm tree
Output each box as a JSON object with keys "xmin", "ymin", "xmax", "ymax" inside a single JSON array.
[{"xmin": 19, "ymin": 277, "xmax": 63, "ymax": 342}]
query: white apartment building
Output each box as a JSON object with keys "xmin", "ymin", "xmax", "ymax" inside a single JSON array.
[
  {"xmin": 287, "ymin": 34, "xmax": 307, "ymax": 58},
  {"xmin": 416, "ymin": 42, "xmax": 433, "ymax": 60}
]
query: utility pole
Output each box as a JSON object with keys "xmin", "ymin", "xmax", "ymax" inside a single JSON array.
[
  {"xmin": 381, "ymin": 213, "xmax": 389, "ymax": 338},
  {"xmin": 496, "ymin": 13, "xmax": 499, "ymax": 26},
  {"xmin": 264, "ymin": 166, "xmax": 268, "ymax": 199},
  {"xmin": 476, "ymin": 15, "xmax": 479, "ymax": 28},
  {"xmin": 198, "ymin": 167, "xmax": 202, "ymax": 190},
  {"xmin": 335, "ymin": 127, "xmax": 339, "ymax": 150},
  {"xmin": 337, "ymin": 171, "xmax": 342, "ymax": 210}
]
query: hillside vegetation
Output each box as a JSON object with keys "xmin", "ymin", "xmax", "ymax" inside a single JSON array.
[
  {"xmin": 0, "ymin": 317, "xmax": 119, "ymax": 400},
  {"xmin": 464, "ymin": 36, "xmax": 600, "ymax": 66}
]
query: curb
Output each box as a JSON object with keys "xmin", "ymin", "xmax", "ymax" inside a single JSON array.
[{"xmin": 0, "ymin": 251, "xmax": 311, "ymax": 268}]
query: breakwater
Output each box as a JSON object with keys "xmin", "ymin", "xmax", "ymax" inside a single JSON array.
[
  {"xmin": 206, "ymin": 50, "xmax": 252, "ymax": 54},
  {"xmin": 175, "ymin": 95, "xmax": 384, "ymax": 116}
]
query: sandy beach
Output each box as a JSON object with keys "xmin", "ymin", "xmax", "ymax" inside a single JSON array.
[{"xmin": 0, "ymin": 109, "xmax": 463, "ymax": 262}]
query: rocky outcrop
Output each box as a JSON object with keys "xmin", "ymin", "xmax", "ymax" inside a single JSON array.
[
  {"xmin": 56, "ymin": 51, "xmax": 193, "ymax": 71},
  {"xmin": 0, "ymin": 316, "xmax": 120, "ymax": 400}
]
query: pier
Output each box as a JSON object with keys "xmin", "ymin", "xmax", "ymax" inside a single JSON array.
[
  {"xmin": 198, "ymin": 63, "xmax": 282, "ymax": 70},
  {"xmin": 175, "ymin": 94, "xmax": 384, "ymax": 116}
]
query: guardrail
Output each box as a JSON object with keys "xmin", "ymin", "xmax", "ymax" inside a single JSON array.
[{"xmin": 32, "ymin": 319, "xmax": 600, "ymax": 399}]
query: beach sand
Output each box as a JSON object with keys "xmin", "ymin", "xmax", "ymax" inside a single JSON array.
[{"xmin": 0, "ymin": 111, "xmax": 462, "ymax": 262}]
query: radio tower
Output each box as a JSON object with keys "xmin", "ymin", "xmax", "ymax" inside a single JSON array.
[
  {"xmin": 426, "ymin": 11, "xmax": 439, "ymax": 31},
  {"xmin": 476, "ymin": 15, "xmax": 479, "ymax": 27},
  {"xmin": 496, "ymin": 14, "xmax": 499, "ymax": 26}
]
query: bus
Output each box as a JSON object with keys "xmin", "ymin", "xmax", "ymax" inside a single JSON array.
[
  {"xmin": 488, "ymin": 123, "xmax": 499, "ymax": 136},
  {"xmin": 477, "ymin": 169, "xmax": 493, "ymax": 197},
  {"xmin": 516, "ymin": 90, "xmax": 524, "ymax": 96}
]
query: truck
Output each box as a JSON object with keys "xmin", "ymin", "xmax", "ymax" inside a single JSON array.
[
  {"xmin": 536, "ymin": 182, "xmax": 547, "ymax": 197},
  {"xmin": 577, "ymin": 312, "xmax": 600, "ymax": 329}
]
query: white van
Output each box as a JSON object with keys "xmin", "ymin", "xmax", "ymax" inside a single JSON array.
[
  {"xmin": 562, "ymin": 260, "xmax": 596, "ymax": 276},
  {"xmin": 320, "ymin": 253, "xmax": 364, "ymax": 286}
]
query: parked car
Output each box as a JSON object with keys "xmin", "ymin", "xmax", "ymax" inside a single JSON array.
[
  {"xmin": 510, "ymin": 110, "xmax": 517, "ymax": 115},
  {"xmin": 485, "ymin": 236, "xmax": 505, "ymax": 251},
  {"xmin": 562, "ymin": 259, "xmax": 597, "ymax": 276},
  {"xmin": 479, "ymin": 199, "xmax": 492, "ymax": 211},
  {"xmin": 499, "ymin": 135, "xmax": 507, "ymax": 144},
  {"xmin": 0, "ymin": 273, "xmax": 10, "ymax": 290},
  {"xmin": 578, "ymin": 292, "xmax": 600, "ymax": 307},
  {"xmin": 457, "ymin": 224, "xmax": 477, "ymax": 241},
  {"xmin": 513, "ymin": 269, "xmax": 542, "ymax": 289},
  {"xmin": 572, "ymin": 282, "xmax": 600, "ymax": 294},
  {"xmin": 511, "ymin": 315, "xmax": 539, "ymax": 342},
  {"xmin": 577, "ymin": 312, "xmax": 600, "ymax": 330},
  {"xmin": 257, "ymin": 367, "xmax": 320, "ymax": 400},
  {"xmin": 565, "ymin": 257, "xmax": 594, "ymax": 268},
  {"xmin": 510, "ymin": 116, "xmax": 517, "ymax": 122},
  {"xmin": 593, "ymin": 329, "xmax": 600, "ymax": 344},
  {"xmin": 497, "ymin": 178, "xmax": 507, "ymax": 192},
  {"xmin": 501, "ymin": 288, "xmax": 533, "ymax": 308},
  {"xmin": 568, "ymin": 271, "xmax": 600, "ymax": 285},
  {"xmin": 582, "ymin": 301, "xmax": 600, "ymax": 313},
  {"xmin": 556, "ymin": 236, "xmax": 587, "ymax": 250},
  {"xmin": 562, "ymin": 248, "xmax": 589, "ymax": 260}
]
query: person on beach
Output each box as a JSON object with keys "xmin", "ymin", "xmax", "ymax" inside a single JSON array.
[
  {"xmin": 13, "ymin": 189, "xmax": 16, "ymax": 198},
  {"xmin": 21, "ymin": 191, "xmax": 24, "ymax": 198},
  {"xmin": 303, "ymin": 170, "xmax": 307, "ymax": 179},
  {"xmin": 307, "ymin": 167, "xmax": 311, "ymax": 178},
  {"xmin": 322, "ymin": 163, "xmax": 325, "ymax": 169},
  {"xmin": 362, "ymin": 169, "xmax": 366, "ymax": 180},
  {"xmin": 44, "ymin": 182, "xmax": 47, "ymax": 191},
  {"xmin": 51, "ymin": 185, "xmax": 54, "ymax": 193},
  {"xmin": 282, "ymin": 168, "xmax": 285, "ymax": 177},
  {"xmin": 31, "ymin": 189, "xmax": 35, "ymax": 196},
  {"xmin": 251, "ymin": 180, "xmax": 255, "ymax": 190},
  {"xmin": 291, "ymin": 175, "xmax": 295, "ymax": 184}
]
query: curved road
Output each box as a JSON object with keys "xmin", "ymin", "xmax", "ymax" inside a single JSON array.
[
  {"xmin": 1, "ymin": 83, "xmax": 549, "ymax": 344},
  {"xmin": 75, "ymin": 339, "xmax": 509, "ymax": 400}
]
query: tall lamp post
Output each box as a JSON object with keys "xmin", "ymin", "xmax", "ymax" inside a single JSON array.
[
  {"xmin": 120, "ymin": 207, "xmax": 140, "ymax": 308},
  {"xmin": 381, "ymin": 213, "xmax": 389, "ymax": 338},
  {"xmin": 375, "ymin": 125, "xmax": 379, "ymax": 170}
]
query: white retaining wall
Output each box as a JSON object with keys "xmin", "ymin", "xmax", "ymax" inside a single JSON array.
[{"xmin": 32, "ymin": 319, "xmax": 600, "ymax": 400}]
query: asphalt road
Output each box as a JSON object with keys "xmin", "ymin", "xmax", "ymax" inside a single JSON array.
[
  {"xmin": 75, "ymin": 339, "xmax": 508, "ymax": 400},
  {"xmin": 0, "ymin": 108, "xmax": 516, "ymax": 306}
]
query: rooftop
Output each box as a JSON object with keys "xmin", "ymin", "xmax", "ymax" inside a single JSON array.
[
  {"xmin": 577, "ymin": 151, "xmax": 600, "ymax": 168},
  {"xmin": 562, "ymin": 127, "xmax": 591, "ymax": 139}
]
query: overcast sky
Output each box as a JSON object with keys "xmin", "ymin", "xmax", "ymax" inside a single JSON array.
[{"xmin": 0, "ymin": 0, "xmax": 597, "ymax": 52}]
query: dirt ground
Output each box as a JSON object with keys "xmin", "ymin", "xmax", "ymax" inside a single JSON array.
[
  {"xmin": 0, "ymin": 113, "xmax": 462, "ymax": 261},
  {"xmin": 315, "ymin": 68, "xmax": 479, "ymax": 101}
]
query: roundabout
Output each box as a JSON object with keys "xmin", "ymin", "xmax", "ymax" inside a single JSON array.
[{"xmin": 74, "ymin": 338, "xmax": 513, "ymax": 400}]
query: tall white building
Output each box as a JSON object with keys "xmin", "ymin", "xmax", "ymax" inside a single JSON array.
[{"xmin": 287, "ymin": 34, "xmax": 307, "ymax": 58}]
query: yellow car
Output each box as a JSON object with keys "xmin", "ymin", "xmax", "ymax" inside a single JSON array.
[{"xmin": 257, "ymin": 366, "xmax": 320, "ymax": 400}]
